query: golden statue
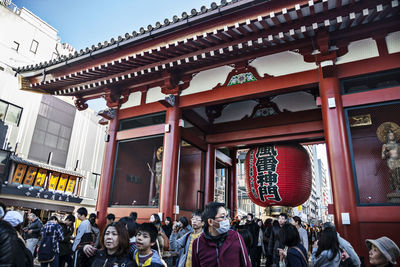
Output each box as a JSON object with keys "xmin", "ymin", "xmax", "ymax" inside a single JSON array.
[{"xmin": 377, "ymin": 122, "xmax": 400, "ymax": 192}]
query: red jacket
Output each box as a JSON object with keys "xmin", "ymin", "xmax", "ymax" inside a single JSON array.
[{"xmin": 192, "ymin": 230, "xmax": 252, "ymax": 267}]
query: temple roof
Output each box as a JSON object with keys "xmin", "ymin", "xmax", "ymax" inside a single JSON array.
[
  {"xmin": 14, "ymin": 0, "xmax": 250, "ymax": 73},
  {"xmin": 15, "ymin": 0, "xmax": 400, "ymax": 97}
]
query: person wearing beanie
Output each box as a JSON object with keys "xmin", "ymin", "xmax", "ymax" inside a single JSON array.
[
  {"xmin": 3, "ymin": 210, "xmax": 23, "ymax": 228},
  {"xmin": 1, "ymin": 210, "xmax": 34, "ymax": 266},
  {"xmin": 366, "ymin": 236, "xmax": 400, "ymax": 267}
]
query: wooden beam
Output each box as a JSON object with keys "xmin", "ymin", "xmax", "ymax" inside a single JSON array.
[
  {"xmin": 214, "ymin": 131, "xmax": 324, "ymax": 148},
  {"xmin": 215, "ymin": 149, "xmax": 232, "ymax": 166},
  {"xmin": 182, "ymin": 109, "xmax": 209, "ymax": 133},
  {"xmin": 341, "ymin": 86, "xmax": 400, "ymax": 107},
  {"xmin": 179, "ymin": 69, "xmax": 319, "ymax": 108},
  {"xmin": 181, "ymin": 128, "xmax": 207, "ymax": 151},
  {"xmin": 119, "ymin": 102, "xmax": 166, "ymax": 120},
  {"xmin": 211, "ymin": 109, "xmax": 322, "ymax": 134},
  {"xmin": 207, "ymin": 120, "xmax": 323, "ymax": 144},
  {"xmin": 116, "ymin": 124, "xmax": 165, "ymax": 140}
]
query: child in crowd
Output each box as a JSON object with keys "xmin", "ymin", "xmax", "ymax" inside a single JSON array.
[{"xmin": 133, "ymin": 223, "xmax": 166, "ymax": 267}]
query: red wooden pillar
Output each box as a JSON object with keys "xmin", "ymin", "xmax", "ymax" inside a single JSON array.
[
  {"xmin": 204, "ymin": 143, "xmax": 215, "ymax": 204},
  {"xmin": 96, "ymin": 109, "xmax": 119, "ymax": 230},
  {"xmin": 159, "ymin": 104, "xmax": 181, "ymax": 219},
  {"xmin": 318, "ymin": 66, "xmax": 360, "ymax": 247},
  {"xmin": 228, "ymin": 148, "xmax": 238, "ymax": 217}
]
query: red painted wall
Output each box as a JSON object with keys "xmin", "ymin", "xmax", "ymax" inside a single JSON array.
[{"xmin": 177, "ymin": 146, "xmax": 204, "ymax": 212}]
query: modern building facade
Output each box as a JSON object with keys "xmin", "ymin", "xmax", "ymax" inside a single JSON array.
[
  {"xmin": 0, "ymin": 1, "xmax": 105, "ymax": 214},
  {"xmin": 15, "ymin": 0, "xmax": 400, "ymax": 262}
]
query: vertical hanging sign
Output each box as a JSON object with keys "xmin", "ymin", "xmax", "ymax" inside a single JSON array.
[
  {"xmin": 12, "ymin": 164, "xmax": 27, "ymax": 184},
  {"xmin": 48, "ymin": 172, "xmax": 60, "ymax": 190},
  {"xmin": 34, "ymin": 169, "xmax": 48, "ymax": 187}
]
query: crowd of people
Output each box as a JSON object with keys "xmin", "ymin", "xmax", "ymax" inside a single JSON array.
[{"xmin": 0, "ymin": 201, "xmax": 399, "ymax": 267}]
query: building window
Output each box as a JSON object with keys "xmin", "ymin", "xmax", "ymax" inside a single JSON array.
[
  {"xmin": 0, "ymin": 100, "xmax": 23, "ymax": 126},
  {"xmin": 90, "ymin": 173, "xmax": 100, "ymax": 189},
  {"xmin": 12, "ymin": 41, "xmax": 19, "ymax": 51},
  {"xmin": 28, "ymin": 95, "xmax": 76, "ymax": 167},
  {"xmin": 30, "ymin": 40, "xmax": 39, "ymax": 54}
]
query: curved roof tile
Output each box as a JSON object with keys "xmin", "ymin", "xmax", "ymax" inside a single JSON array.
[{"xmin": 14, "ymin": 0, "xmax": 248, "ymax": 72}]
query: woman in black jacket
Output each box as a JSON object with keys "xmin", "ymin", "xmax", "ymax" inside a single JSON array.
[
  {"xmin": 267, "ymin": 220, "xmax": 282, "ymax": 267},
  {"xmin": 0, "ymin": 217, "xmax": 33, "ymax": 267},
  {"xmin": 278, "ymin": 224, "xmax": 308, "ymax": 267},
  {"xmin": 161, "ymin": 217, "xmax": 172, "ymax": 239},
  {"xmin": 83, "ymin": 222, "xmax": 134, "ymax": 267}
]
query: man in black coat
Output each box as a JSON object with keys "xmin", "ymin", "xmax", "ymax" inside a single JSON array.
[
  {"xmin": 59, "ymin": 214, "xmax": 76, "ymax": 267},
  {"xmin": 242, "ymin": 213, "xmax": 261, "ymax": 267}
]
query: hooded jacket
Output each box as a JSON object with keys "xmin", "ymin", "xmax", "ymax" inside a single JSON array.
[
  {"xmin": 0, "ymin": 220, "xmax": 33, "ymax": 267},
  {"xmin": 132, "ymin": 249, "xmax": 164, "ymax": 267},
  {"xmin": 337, "ymin": 233, "xmax": 361, "ymax": 267},
  {"xmin": 192, "ymin": 229, "xmax": 252, "ymax": 267}
]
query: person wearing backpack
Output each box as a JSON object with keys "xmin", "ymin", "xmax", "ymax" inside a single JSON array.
[{"xmin": 38, "ymin": 216, "xmax": 64, "ymax": 267}]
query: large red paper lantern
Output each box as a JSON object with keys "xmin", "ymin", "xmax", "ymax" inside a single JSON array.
[{"xmin": 244, "ymin": 144, "xmax": 312, "ymax": 207}]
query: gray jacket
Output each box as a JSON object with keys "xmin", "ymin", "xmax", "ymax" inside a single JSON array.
[
  {"xmin": 312, "ymin": 247, "xmax": 341, "ymax": 267},
  {"xmin": 26, "ymin": 218, "xmax": 42, "ymax": 239},
  {"xmin": 72, "ymin": 219, "xmax": 92, "ymax": 251},
  {"xmin": 298, "ymin": 227, "xmax": 309, "ymax": 253},
  {"xmin": 170, "ymin": 230, "xmax": 200, "ymax": 267},
  {"xmin": 337, "ymin": 233, "xmax": 361, "ymax": 267}
]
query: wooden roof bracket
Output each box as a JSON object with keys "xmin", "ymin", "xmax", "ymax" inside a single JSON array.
[
  {"xmin": 103, "ymin": 87, "xmax": 130, "ymax": 109},
  {"xmin": 300, "ymin": 31, "xmax": 349, "ymax": 78},
  {"xmin": 74, "ymin": 96, "xmax": 89, "ymax": 111},
  {"xmin": 159, "ymin": 70, "xmax": 191, "ymax": 108}
]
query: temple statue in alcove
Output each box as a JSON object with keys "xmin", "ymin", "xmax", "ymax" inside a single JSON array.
[
  {"xmin": 377, "ymin": 122, "xmax": 400, "ymax": 193},
  {"xmin": 147, "ymin": 146, "xmax": 163, "ymax": 206}
]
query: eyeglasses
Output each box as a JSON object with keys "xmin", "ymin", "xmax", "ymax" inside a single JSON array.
[{"xmin": 214, "ymin": 215, "xmax": 229, "ymax": 220}]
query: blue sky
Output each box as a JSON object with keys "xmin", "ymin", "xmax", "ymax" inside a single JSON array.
[
  {"xmin": 13, "ymin": 0, "xmax": 215, "ymax": 111},
  {"xmin": 13, "ymin": 0, "xmax": 216, "ymax": 50}
]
